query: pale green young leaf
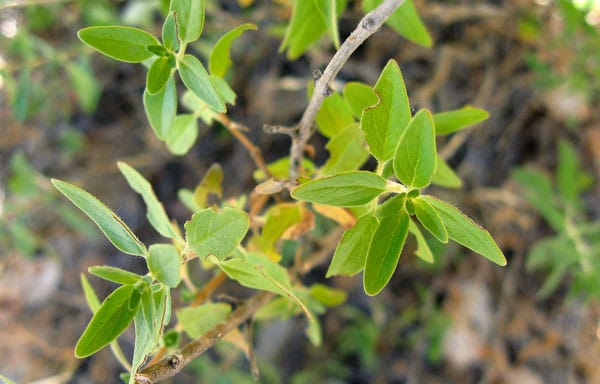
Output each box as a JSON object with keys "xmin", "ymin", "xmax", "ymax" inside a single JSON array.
[
  {"xmin": 252, "ymin": 157, "xmax": 316, "ymax": 181},
  {"xmin": 321, "ymin": 124, "xmax": 369, "ymax": 176},
  {"xmin": 177, "ymin": 303, "xmax": 231, "ymax": 339},
  {"xmin": 146, "ymin": 57, "xmax": 173, "ymax": 95},
  {"xmin": 170, "ymin": 0, "xmax": 205, "ymax": 43},
  {"xmin": 261, "ymin": 203, "xmax": 303, "ymax": 252},
  {"xmin": 51, "ymin": 179, "xmax": 147, "ymax": 257},
  {"xmin": 408, "ymin": 220, "xmax": 434, "ymax": 263},
  {"xmin": 421, "ymin": 196, "xmax": 507, "ymax": 266},
  {"xmin": 431, "ymin": 155, "xmax": 462, "ymax": 188},
  {"xmin": 178, "ymin": 54, "xmax": 225, "ymax": 113},
  {"xmin": 81, "ymin": 274, "xmax": 101, "ymax": 312},
  {"xmin": 130, "ymin": 287, "xmax": 156, "ymax": 383},
  {"xmin": 315, "ymin": 92, "xmax": 355, "ymax": 138},
  {"xmin": 162, "ymin": 12, "xmax": 179, "ymax": 51},
  {"xmin": 89, "ymin": 266, "xmax": 143, "ymax": 285},
  {"xmin": 166, "ymin": 114, "xmax": 198, "ymax": 155},
  {"xmin": 209, "ymin": 23, "xmax": 257, "ymax": 77},
  {"xmin": 343, "ymin": 81, "xmax": 378, "ymax": 119},
  {"xmin": 326, "ymin": 213, "xmax": 378, "ymax": 277},
  {"xmin": 185, "ymin": 207, "xmax": 249, "ymax": 260},
  {"xmin": 143, "ymin": 76, "xmax": 177, "ymax": 140},
  {"xmin": 413, "ymin": 196, "xmax": 448, "ymax": 243},
  {"xmin": 364, "ymin": 195, "xmax": 409, "ymax": 296},
  {"xmin": 433, "ymin": 106, "xmax": 489, "ymax": 135},
  {"xmin": 280, "ymin": 0, "xmax": 346, "ymax": 59},
  {"xmin": 361, "ymin": 59, "xmax": 411, "ymax": 162},
  {"xmin": 363, "ymin": 0, "xmax": 432, "ymax": 47},
  {"xmin": 66, "ymin": 61, "xmax": 100, "ymax": 114},
  {"xmin": 291, "ymin": 171, "xmax": 386, "ymax": 207},
  {"xmin": 309, "ymin": 284, "xmax": 347, "ymax": 307},
  {"xmin": 216, "ymin": 252, "xmax": 292, "ymax": 295},
  {"xmin": 393, "ymin": 109, "xmax": 437, "ymax": 188},
  {"xmin": 210, "ymin": 75, "xmax": 236, "ymax": 105},
  {"xmin": 117, "ymin": 162, "xmax": 179, "ymax": 240},
  {"xmin": 193, "ymin": 163, "xmax": 223, "ymax": 209},
  {"xmin": 78, "ymin": 26, "xmax": 159, "ymax": 63},
  {"xmin": 75, "ymin": 284, "xmax": 140, "ymax": 358},
  {"xmin": 148, "ymin": 244, "xmax": 181, "ymax": 288}
]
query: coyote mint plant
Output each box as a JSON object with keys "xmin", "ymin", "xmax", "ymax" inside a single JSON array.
[{"xmin": 50, "ymin": 0, "xmax": 506, "ymax": 382}]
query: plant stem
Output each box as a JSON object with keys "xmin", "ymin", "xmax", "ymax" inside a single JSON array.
[{"xmin": 288, "ymin": 0, "xmax": 405, "ymax": 180}]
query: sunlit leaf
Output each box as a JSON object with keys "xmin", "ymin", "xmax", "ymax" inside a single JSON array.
[
  {"xmin": 78, "ymin": 26, "xmax": 159, "ymax": 63},
  {"xmin": 177, "ymin": 303, "xmax": 231, "ymax": 339},
  {"xmin": 209, "ymin": 23, "xmax": 257, "ymax": 77},
  {"xmin": 433, "ymin": 106, "xmax": 489, "ymax": 135},
  {"xmin": 89, "ymin": 266, "xmax": 143, "ymax": 285},
  {"xmin": 343, "ymin": 81, "xmax": 378, "ymax": 119},
  {"xmin": 321, "ymin": 124, "xmax": 369, "ymax": 176},
  {"xmin": 327, "ymin": 213, "xmax": 378, "ymax": 277},
  {"xmin": 170, "ymin": 0, "xmax": 205, "ymax": 43},
  {"xmin": 178, "ymin": 54, "xmax": 225, "ymax": 113},
  {"xmin": 148, "ymin": 244, "xmax": 181, "ymax": 288},
  {"xmin": 413, "ymin": 196, "xmax": 448, "ymax": 243}
]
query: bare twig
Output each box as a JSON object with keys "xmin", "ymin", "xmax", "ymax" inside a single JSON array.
[
  {"xmin": 136, "ymin": 291, "xmax": 274, "ymax": 383},
  {"xmin": 288, "ymin": 0, "xmax": 405, "ymax": 180}
]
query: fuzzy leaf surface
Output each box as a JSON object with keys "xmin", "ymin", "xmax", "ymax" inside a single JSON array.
[
  {"xmin": 144, "ymin": 76, "xmax": 176, "ymax": 140},
  {"xmin": 89, "ymin": 266, "xmax": 143, "ymax": 285},
  {"xmin": 78, "ymin": 26, "xmax": 158, "ymax": 63},
  {"xmin": 148, "ymin": 244, "xmax": 181, "ymax": 288},
  {"xmin": 178, "ymin": 54, "xmax": 225, "ymax": 113},
  {"xmin": 170, "ymin": 0, "xmax": 205, "ymax": 43},
  {"xmin": 413, "ymin": 196, "xmax": 448, "ymax": 243}
]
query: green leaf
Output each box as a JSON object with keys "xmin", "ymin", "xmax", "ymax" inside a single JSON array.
[
  {"xmin": 66, "ymin": 60, "xmax": 100, "ymax": 114},
  {"xmin": 262, "ymin": 203, "xmax": 303, "ymax": 253},
  {"xmin": 148, "ymin": 244, "xmax": 181, "ymax": 288},
  {"xmin": 81, "ymin": 274, "xmax": 101, "ymax": 312},
  {"xmin": 13, "ymin": 69, "xmax": 30, "ymax": 122},
  {"xmin": 361, "ymin": 59, "xmax": 411, "ymax": 162},
  {"xmin": 170, "ymin": 0, "xmax": 205, "ymax": 43},
  {"xmin": 291, "ymin": 171, "xmax": 386, "ymax": 207},
  {"xmin": 193, "ymin": 163, "xmax": 223, "ymax": 209},
  {"xmin": 433, "ymin": 106, "xmax": 489, "ymax": 135},
  {"xmin": 408, "ymin": 220, "xmax": 434, "ymax": 263},
  {"xmin": 512, "ymin": 168, "xmax": 564, "ymax": 231},
  {"xmin": 89, "ymin": 266, "xmax": 143, "ymax": 285},
  {"xmin": 146, "ymin": 57, "xmax": 173, "ymax": 95},
  {"xmin": 315, "ymin": 91, "xmax": 355, "ymax": 138},
  {"xmin": 327, "ymin": 213, "xmax": 378, "ymax": 277},
  {"xmin": 343, "ymin": 81, "xmax": 378, "ymax": 119},
  {"xmin": 421, "ymin": 196, "xmax": 507, "ymax": 266},
  {"xmin": 178, "ymin": 54, "xmax": 225, "ymax": 113},
  {"xmin": 78, "ymin": 26, "xmax": 159, "ymax": 63},
  {"xmin": 393, "ymin": 109, "xmax": 437, "ymax": 188},
  {"xmin": 210, "ymin": 75, "xmax": 236, "ymax": 105},
  {"xmin": 321, "ymin": 124, "xmax": 369, "ymax": 176},
  {"xmin": 413, "ymin": 196, "xmax": 448, "ymax": 243},
  {"xmin": 431, "ymin": 155, "xmax": 462, "ymax": 188},
  {"xmin": 253, "ymin": 157, "xmax": 316, "ymax": 181},
  {"xmin": 0, "ymin": 373, "xmax": 16, "ymax": 384},
  {"xmin": 364, "ymin": 195, "xmax": 409, "ymax": 296},
  {"xmin": 185, "ymin": 207, "xmax": 250, "ymax": 260},
  {"xmin": 177, "ymin": 303, "xmax": 231, "ymax": 339},
  {"xmin": 557, "ymin": 140, "xmax": 582, "ymax": 206},
  {"xmin": 165, "ymin": 114, "xmax": 198, "ymax": 155},
  {"xmin": 309, "ymin": 283, "xmax": 347, "ymax": 307},
  {"xmin": 143, "ymin": 76, "xmax": 177, "ymax": 140},
  {"xmin": 146, "ymin": 44, "xmax": 170, "ymax": 57},
  {"xmin": 162, "ymin": 12, "xmax": 179, "ymax": 51},
  {"xmin": 280, "ymin": 0, "xmax": 346, "ymax": 59},
  {"xmin": 363, "ymin": 0, "xmax": 432, "ymax": 47},
  {"xmin": 51, "ymin": 179, "xmax": 147, "ymax": 257},
  {"xmin": 209, "ymin": 23, "xmax": 257, "ymax": 77},
  {"xmin": 117, "ymin": 162, "xmax": 179, "ymax": 240},
  {"xmin": 75, "ymin": 284, "xmax": 140, "ymax": 358}
]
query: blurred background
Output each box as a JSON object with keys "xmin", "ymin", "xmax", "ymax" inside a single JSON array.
[{"xmin": 1, "ymin": 0, "xmax": 599, "ymax": 383}]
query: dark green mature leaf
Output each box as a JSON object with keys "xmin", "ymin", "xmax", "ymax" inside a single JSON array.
[
  {"xmin": 291, "ymin": 171, "xmax": 386, "ymax": 207},
  {"xmin": 421, "ymin": 196, "xmax": 507, "ymax": 266},
  {"xmin": 166, "ymin": 114, "xmax": 198, "ymax": 155},
  {"xmin": 170, "ymin": 0, "xmax": 205, "ymax": 43},
  {"xmin": 78, "ymin": 26, "xmax": 159, "ymax": 63},
  {"xmin": 327, "ymin": 213, "xmax": 378, "ymax": 277},
  {"xmin": 117, "ymin": 162, "xmax": 179, "ymax": 240},
  {"xmin": 364, "ymin": 195, "xmax": 409, "ymax": 295},
  {"xmin": 144, "ymin": 76, "xmax": 177, "ymax": 140},
  {"xmin": 51, "ymin": 179, "xmax": 147, "ymax": 257},
  {"xmin": 361, "ymin": 60, "xmax": 411, "ymax": 162},
  {"xmin": 433, "ymin": 106, "xmax": 489, "ymax": 135},
  {"xmin": 178, "ymin": 54, "xmax": 225, "ymax": 113},
  {"xmin": 89, "ymin": 266, "xmax": 143, "ymax": 285},
  {"xmin": 363, "ymin": 0, "xmax": 432, "ymax": 47},
  {"xmin": 413, "ymin": 196, "xmax": 448, "ymax": 243},
  {"xmin": 343, "ymin": 81, "xmax": 378, "ymax": 119},
  {"xmin": 408, "ymin": 220, "xmax": 434, "ymax": 263},
  {"xmin": 177, "ymin": 303, "xmax": 231, "ymax": 339},
  {"xmin": 321, "ymin": 124, "xmax": 369, "ymax": 176},
  {"xmin": 315, "ymin": 92, "xmax": 355, "ymax": 138},
  {"xmin": 148, "ymin": 244, "xmax": 181, "ymax": 288},
  {"xmin": 162, "ymin": 12, "xmax": 179, "ymax": 51},
  {"xmin": 146, "ymin": 57, "xmax": 173, "ymax": 95},
  {"xmin": 394, "ymin": 109, "xmax": 437, "ymax": 188},
  {"xmin": 75, "ymin": 284, "xmax": 140, "ymax": 358},
  {"xmin": 185, "ymin": 207, "xmax": 249, "ymax": 260},
  {"xmin": 281, "ymin": 0, "xmax": 346, "ymax": 59},
  {"xmin": 209, "ymin": 23, "xmax": 257, "ymax": 77},
  {"xmin": 431, "ymin": 155, "xmax": 462, "ymax": 188}
]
